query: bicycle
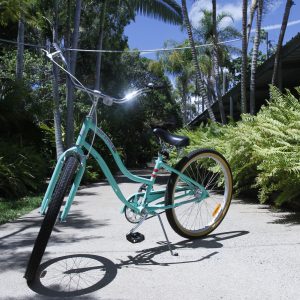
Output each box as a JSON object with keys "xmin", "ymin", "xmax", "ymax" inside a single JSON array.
[{"xmin": 24, "ymin": 44, "xmax": 233, "ymax": 283}]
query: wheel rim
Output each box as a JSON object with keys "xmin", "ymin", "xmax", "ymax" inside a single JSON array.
[{"xmin": 172, "ymin": 152, "xmax": 232, "ymax": 237}]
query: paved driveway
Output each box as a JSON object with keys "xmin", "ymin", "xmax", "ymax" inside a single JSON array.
[{"xmin": 0, "ymin": 170, "xmax": 299, "ymax": 299}]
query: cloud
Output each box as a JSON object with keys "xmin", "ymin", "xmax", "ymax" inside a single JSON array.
[
  {"xmin": 250, "ymin": 19, "xmax": 300, "ymax": 32},
  {"xmin": 267, "ymin": 0, "xmax": 283, "ymax": 13},
  {"xmin": 189, "ymin": 0, "xmax": 242, "ymax": 29}
]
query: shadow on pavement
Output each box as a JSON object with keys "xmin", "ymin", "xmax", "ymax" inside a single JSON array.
[
  {"xmin": 0, "ymin": 211, "xmax": 108, "ymax": 272},
  {"xmin": 6, "ymin": 296, "xmax": 101, "ymax": 300},
  {"xmin": 268, "ymin": 211, "xmax": 300, "ymax": 225},
  {"xmin": 233, "ymin": 199, "xmax": 300, "ymax": 225},
  {"xmin": 117, "ymin": 230, "xmax": 249, "ymax": 267},
  {"xmin": 28, "ymin": 230, "xmax": 248, "ymax": 298},
  {"xmin": 29, "ymin": 254, "xmax": 118, "ymax": 298}
]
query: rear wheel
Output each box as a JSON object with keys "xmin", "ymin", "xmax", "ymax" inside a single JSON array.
[
  {"xmin": 166, "ymin": 149, "xmax": 233, "ymax": 239},
  {"xmin": 24, "ymin": 156, "xmax": 79, "ymax": 283}
]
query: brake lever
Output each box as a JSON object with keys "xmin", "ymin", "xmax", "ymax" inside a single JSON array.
[
  {"xmin": 147, "ymin": 82, "xmax": 166, "ymax": 90},
  {"xmin": 53, "ymin": 43, "xmax": 68, "ymax": 66}
]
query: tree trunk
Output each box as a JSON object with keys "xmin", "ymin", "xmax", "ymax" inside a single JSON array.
[
  {"xmin": 182, "ymin": 85, "xmax": 188, "ymax": 124},
  {"xmin": 16, "ymin": 16, "xmax": 24, "ymax": 81},
  {"xmin": 181, "ymin": 0, "xmax": 216, "ymax": 122},
  {"xmin": 52, "ymin": 0, "xmax": 64, "ymax": 160},
  {"xmin": 249, "ymin": 0, "xmax": 263, "ymax": 115},
  {"xmin": 212, "ymin": 0, "xmax": 226, "ymax": 124},
  {"xmin": 95, "ymin": 0, "xmax": 107, "ymax": 90},
  {"xmin": 271, "ymin": 0, "xmax": 294, "ymax": 86},
  {"xmin": 207, "ymin": 77, "xmax": 215, "ymax": 104},
  {"xmin": 247, "ymin": 0, "xmax": 258, "ymax": 44},
  {"xmin": 66, "ymin": 0, "xmax": 82, "ymax": 148},
  {"xmin": 241, "ymin": 0, "xmax": 248, "ymax": 113},
  {"xmin": 65, "ymin": 0, "xmax": 71, "ymax": 81}
]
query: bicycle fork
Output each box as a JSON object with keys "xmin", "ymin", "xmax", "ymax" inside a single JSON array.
[{"xmin": 40, "ymin": 149, "xmax": 86, "ymax": 221}]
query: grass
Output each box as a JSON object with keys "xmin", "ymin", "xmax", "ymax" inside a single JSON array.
[{"xmin": 0, "ymin": 196, "xmax": 42, "ymax": 225}]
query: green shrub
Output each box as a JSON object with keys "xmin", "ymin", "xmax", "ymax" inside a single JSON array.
[
  {"xmin": 0, "ymin": 141, "xmax": 47, "ymax": 198},
  {"xmin": 179, "ymin": 86, "xmax": 300, "ymax": 207}
]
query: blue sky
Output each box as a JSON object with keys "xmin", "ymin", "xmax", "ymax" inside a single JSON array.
[{"xmin": 124, "ymin": 0, "xmax": 300, "ymax": 59}]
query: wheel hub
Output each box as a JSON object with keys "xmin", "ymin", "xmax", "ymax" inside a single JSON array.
[{"xmin": 194, "ymin": 188, "xmax": 209, "ymax": 203}]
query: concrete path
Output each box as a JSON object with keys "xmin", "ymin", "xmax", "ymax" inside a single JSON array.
[{"xmin": 0, "ymin": 169, "xmax": 299, "ymax": 300}]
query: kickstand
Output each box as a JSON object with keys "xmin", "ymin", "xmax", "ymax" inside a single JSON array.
[{"xmin": 157, "ymin": 214, "xmax": 178, "ymax": 256}]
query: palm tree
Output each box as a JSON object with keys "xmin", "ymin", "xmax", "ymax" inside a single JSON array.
[
  {"xmin": 241, "ymin": 0, "xmax": 248, "ymax": 113},
  {"xmin": 193, "ymin": 7, "xmax": 240, "ymax": 121},
  {"xmin": 159, "ymin": 40, "xmax": 194, "ymax": 124},
  {"xmin": 65, "ymin": 0, "xmax": 82, "ymax": 148},
  {"xmin": 14, "ymin": 1, "xmax": 35, "ymax": 81},
  {"xmin": 212, "ymin": 0, "xmax": 226, "ymax": 124},
  {"xmin": 271, "ymin": 0, "xmax": 294, "ymax": 86},
  {"xmin": 94, "ymin": 0, "xmax": 108, "ymax": 91},
  {"xmin": 247, "ymin": 0, "xmax": 258, "ymax": 43},
  {"xmin": 52, "ymin": 0, "xmax": 64, "ymax": 159},
  {"xmin": 194, "ymin": 9, "xmax": 240, "ymax": 64},
  {"xmin": 199, "ymin": 53, "xmax": 215, "ymax": 105},
  {"xmin": 16, "ymin": 16, "xmax": 25, "ymax": 81},
  {"xmin": 249, "ymin": 0, "xmax": 263, "ymax": 115},
  {"xmin": 181, "ymin": 0, "xmax": 216, "ymax": 122}
]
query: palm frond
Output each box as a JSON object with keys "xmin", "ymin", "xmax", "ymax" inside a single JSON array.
[{"xmin": 130, "ymin": 0, "xmax": 183, "ymax": 25}]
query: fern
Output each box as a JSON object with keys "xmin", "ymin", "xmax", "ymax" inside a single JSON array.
[{"xmin": 180, "ymin": 86, "xmax": 300, "ymax": 207}]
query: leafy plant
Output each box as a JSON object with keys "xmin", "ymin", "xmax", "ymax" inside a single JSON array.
[
  {"xmin": 0, "ymin": 142, "xmax": 47, "ymax": 198},
  {"xmin": 179, "ymin": 86, "xmax": 300, "ymax": 207}
]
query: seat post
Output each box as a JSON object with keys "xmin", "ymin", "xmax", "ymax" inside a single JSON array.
[{"xmin": 159, "ymin": 140, "xmax": 171, "ymax": 160}]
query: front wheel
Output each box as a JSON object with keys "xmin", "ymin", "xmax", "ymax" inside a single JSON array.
[
  {"xmin": 24, "ymin": 156, "xmax": 79, "ymax": 283},
  {"xmin": 165, "ymin": 149, "xmax": 233, "ymax": 239}
]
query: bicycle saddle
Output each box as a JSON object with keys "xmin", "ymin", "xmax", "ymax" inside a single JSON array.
[{"xmin": 152, "ymin": 127, "xmax": 190, "ymax": 147}]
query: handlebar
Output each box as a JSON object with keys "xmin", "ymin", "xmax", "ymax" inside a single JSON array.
[{"xmin": 43, "ymin": 44, "xmax": 166, "ymax": 106}]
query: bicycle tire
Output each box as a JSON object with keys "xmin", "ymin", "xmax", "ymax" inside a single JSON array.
[
  {"xmin": 24, "ymin": 156, "xmax": 79, "ymax": 283},
  {"xmin": 165, "ymin": 149, "xmax": 233, "ymax": 239}
]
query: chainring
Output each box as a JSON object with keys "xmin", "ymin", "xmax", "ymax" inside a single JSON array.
[{"xmin": 124, "ymin": 195, "xmax": 144, "ymax": 223}]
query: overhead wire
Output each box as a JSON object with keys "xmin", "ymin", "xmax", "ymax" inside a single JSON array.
[
  {"xmin": 0, "ymin": 37, "xmax": 45, "ymax": 49},
  {"xmin": 1, "ymin": 17, "xmax": 300, "ymax": 54},
  {"xmin": 0, "ymin": 37, "xmax": 242, "ymax": 54}
]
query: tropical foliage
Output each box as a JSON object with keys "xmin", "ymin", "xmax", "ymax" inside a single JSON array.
[
  {"xmin": 0, "ymin": 1, "xmax": 182, "ymax": 199},
  {"xmin": 178, "ymin": 86, "xmax": 300, "ymax": 208}
]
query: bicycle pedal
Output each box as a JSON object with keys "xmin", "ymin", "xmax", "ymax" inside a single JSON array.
[{"xmin": 126, "ymin": 232, "xmax": 145, "ymax": 243}]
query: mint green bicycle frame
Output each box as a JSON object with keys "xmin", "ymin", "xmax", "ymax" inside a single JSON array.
[{"xmin": 40, "ymin": 116, "xmax": 209, "ymax": 221}]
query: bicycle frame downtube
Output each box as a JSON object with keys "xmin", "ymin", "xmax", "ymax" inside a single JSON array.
[
  {"xmin": 81, "ymin": 141, "xmax": 140, "ymax": 213},
  {"xmin": 76, "ymin": 117, "xmax": 153, "ymax": 213},
  {"xmin": 77, "ymin": 118, "xmax": 152, "ymax": 185}
]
